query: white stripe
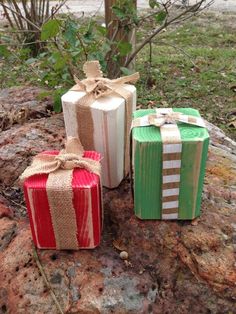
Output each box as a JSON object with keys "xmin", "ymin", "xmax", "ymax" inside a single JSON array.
[
  {"xmin": 139, "ymin": 115, "xmax": 150, "ymax": 126},
  {"xmin": 178, "ymin": 115, "xmax": 205, "ymax": 128},
  {"xmin": 162, "ymin": 201, "xmax": 179, "ymax": 209},
  {"xmin": 162, "ymin": 124, "xmax": 177, "ymax": 129},
  {"xmin": 155, "ymin": 108, "xmax": 173, "ymax": 114},
  {"xmin": 163, "ymin": 174, "xmax": 180, "ymax": 184},
  {"xmin": 195, "ymin": 117, "xmax": 205, "ymax": 127},
  {"xmin": 179, "ymin": 114, "xmax": 188, "ymax": 123},
  {"xmin": 163, "ymin": 160, "xmax": 181, "ymax": 169},
  {"xmin": 163, "ymin": 188, "xmax": 180, "ymax": 197},
  {"xmin": 163, "ymin": 143, "xmax": 182, "ymax": 154},
  {"xmin": 28, "ymin": 188, "xmax": 40, "ymax": 247},
  {"xmin": 85, "ymin": 189, "xmax": 94, "ymax": 248},
  {"xmin": 162, "ymin": 213, "xmax": 178, "ymax": 219},
  {"xmin": 161, "ymin": 130, "xmax": 180, "ymax": 139}
]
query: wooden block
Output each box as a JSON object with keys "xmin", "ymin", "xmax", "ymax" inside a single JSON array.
[
  {"xmin": 23, "ymin": 151, "xmax": 102, "ymax": 249},
  {"xmin": 132, "ymin": 108, "xmax": 209, "ymax": 220},
  {"xmin": 62, "ymin": 85, "xmax": 136, "ymax": 188}
]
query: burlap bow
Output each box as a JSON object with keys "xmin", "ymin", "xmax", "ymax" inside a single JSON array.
[
  {"xmin": 20, "ymin": 137, "xmax": 100, "ymax": 180},
  {"xmin": 132, "ymin": 110, "xmax": 206, "ymax": 129},
  {"xmin": 131, "ymin": 108, "xmax": 206, "ymax": 220},
  {"xmin": 70, "ymin": 60, "xmax": 139, "ymax": 175},
  {"xmin": 20, "ymin": 137, "xmax": 101, "ymax": 250}
]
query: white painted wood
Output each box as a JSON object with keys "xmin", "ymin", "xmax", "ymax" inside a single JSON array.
[
  {"xmin": 162, "ymin": 213, "xmax": 178, "ymax": 220},
  {"xmin": 163, "ymin": 143, "xmax": 182, "ymax": 154},
  {"xmin": 163, "ymin": 174, "xmax": 181, "ymax": 184},
  {"xmin": 62, "ymin": 85, "xmax": 136, "ymax": 188},
  {"xmin": 162, "ymin": 200, "xmax": 179, "ymax": 209},
  {"xmin": 163, "ymin": 160, "xmax": 181, "ymax": 169},
  {"xmin": 162, "ymin": 188, "xmax": 180, "ymax": 197}
]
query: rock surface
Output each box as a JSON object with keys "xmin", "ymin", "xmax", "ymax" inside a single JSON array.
[{"xmin": 0, "ymin": 87, "xmax": 236, "ymax": 314}]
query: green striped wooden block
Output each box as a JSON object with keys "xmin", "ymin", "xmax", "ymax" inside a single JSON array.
[{"xmin": 132, "ymin": 108, "xmax": 209, "ymax": 220}]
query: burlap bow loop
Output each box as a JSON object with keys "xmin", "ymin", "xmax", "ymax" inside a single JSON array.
[
  {"xmin": 148, "ymin": 112, "xmax": 183, "ymax": 127},
  {"xmin": 20, "ymin": 137, "xmax": 101, "ymax": 182}
]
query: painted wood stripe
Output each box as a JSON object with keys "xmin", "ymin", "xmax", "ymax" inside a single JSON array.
[
  {"xmin": 163, "ymin": 152, "xmax": 181, "ymax": 161},
  {"xmin": 179, "ymin": 114, "xmax": 188, "ymax": 123},
  {"xmin": 28, "ymin": 188, "xmax": 40, "ymax": 248},
  {"xmin": 163, "ymin": 143, "xmax": 182, "ymax": 154},
  {"xmin": 139, "ymin": 115, "xmax": 150, "ymax": 126},
  {"xmin": 156, "ymin": 108, "xmax": 173, "ymax": 114},
  {"xmin": 162, "ymin": 188, "xmax": 180, "ymax": 197},
  {"xmin": 162, "ymin": 213, "xmax": 178, "ymax": 219},
  {"xmin": 188, "ymin": 116, "xmax": 197, "ymax": 124},
  {"xmin": 163, "ymin": 160, "xmax": 181, "ymax": 169},
  {"xmin": 163, "ymin": 174, "xmax": 180, "ymax": 184},
  {"xmin": 161, "ymin": 123, "xmax": 179, "ymax": 130},
  {"xmin": 162, "ymin": 168, "xmax": 181, "ymax": 176},
  {"xmin": 162, "ymin": 182, "xmax": 180, "ymax": 189},
  {"xmin": 162, "ymin": 195, "xmax": 179, "ymax": 202},
  {"xmin": 131, "ymin": 119, "xmax": 141, "ymax": 128},
  {"xmin": 162, "ymin": 207, "xmax": 179, "ymax": 214},
  {"xmin": 178, "ymin": 115, "xmax": 205, "ymax": 128},
  {"xmin": 162, "ymin": 200, "xmax": 179, "ymax": 209},
  {"xmin": 161, "ymin": 124, "xmax": 181, "ymax": 144}
]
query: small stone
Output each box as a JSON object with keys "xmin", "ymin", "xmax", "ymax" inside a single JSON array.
[
  {"xmin": 120, "ymin": 251, "xmax": 128, "ymax": 260},
  {"xmin": 222, "ymin": 233, "xmax": 229, "ymax": 241}
]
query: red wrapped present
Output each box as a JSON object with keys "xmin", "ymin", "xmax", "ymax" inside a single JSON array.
[{"xmin": 21, "ymin": 137, "xmax": 102, "ymax": 250}]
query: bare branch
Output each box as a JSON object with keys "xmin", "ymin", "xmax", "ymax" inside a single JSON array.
[
  {"xmin": 124, "ymin": 0, "xmax": 208, "ymax": 67},
  {"xmin": 0, "ymin": 2, "xmax": 41, "ymax": 31},
  {"xmin": 32, "ymin": 245, "xmax": 64, "ymax": 314}
]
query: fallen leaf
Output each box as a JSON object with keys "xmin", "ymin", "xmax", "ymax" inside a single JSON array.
[
  {"xmin": 227, "ymin": 119, "xmax": 236, "ymax": 128},
  {"xmin": 230, "ymin": 85, "xmax": 236, "ymax": 93},
  {"xmin": 113, "ymin": 239, "xmax": 127, "ymax": 251},
  {"xmin": 191, "ymin": 218, "xmax": 199, "ymax": 226}
]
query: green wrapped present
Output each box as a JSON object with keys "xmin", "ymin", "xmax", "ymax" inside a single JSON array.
[{"xmin": 131, "ymin": 108, "xmax": 209, "ymax": 220}]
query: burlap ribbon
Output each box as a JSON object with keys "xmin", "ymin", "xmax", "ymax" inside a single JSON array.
[
  {"xmin": 132, "ymin": 108, "xmax": 206, "ymax": 219},
  {"xmin": 70, "ymin": 60, "xmax": 139, "ymax": 175},
  {"xmin": 20, "ymin": 137, "xmax": 101, "ymax": 249}
]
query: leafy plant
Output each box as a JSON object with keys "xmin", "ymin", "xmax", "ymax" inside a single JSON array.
[
  {"xmin": 0, "ymin": 0, "xmax": 214, "ymax": 111},
  {"xmin": 0, "ymin": 0, "xmax": 66, "ymax": 55}
]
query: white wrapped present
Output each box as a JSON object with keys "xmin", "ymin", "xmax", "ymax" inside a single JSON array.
[{"xmin": 62, "ymin": 61, "xmax": 139, "ymax": 188}]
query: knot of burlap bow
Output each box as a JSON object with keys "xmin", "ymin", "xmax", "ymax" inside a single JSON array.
[
  {"xmin": 70, "ymin": 60, "xmax": 140, "ymax": 177},
  {"xmin": 20, "ymin": 137, "xmax": 101, "ymax": 250},
  {"xmin": 148, "ymin": 112, "xmax": 184, "ymax": 127},
  {"xmin": 20, "ymin": 137, "xmax": 101, "ymax": 181}
]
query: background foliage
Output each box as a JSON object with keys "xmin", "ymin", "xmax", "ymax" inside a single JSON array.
[{"xmin": 0, "ymin": 1, "xmax": 235, "ymax": 138}]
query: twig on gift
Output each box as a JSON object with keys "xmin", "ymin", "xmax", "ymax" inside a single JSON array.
[{"xmin": 32, "ymin": 245, "xmax": 65, "ymax": 314}]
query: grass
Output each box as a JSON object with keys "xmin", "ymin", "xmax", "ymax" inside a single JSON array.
[
  {"xmin": 0, "ymin": 11, "xmax": 236, "ymax": 138},
  {"xmin": 135, "ymin": 12, "xmax": 236, "ymax": 139}
]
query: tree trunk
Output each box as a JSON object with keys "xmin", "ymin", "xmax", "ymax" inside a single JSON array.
[{"xmin": 105, "ymin": 0, "xmax": 137, "ymax": 78}]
